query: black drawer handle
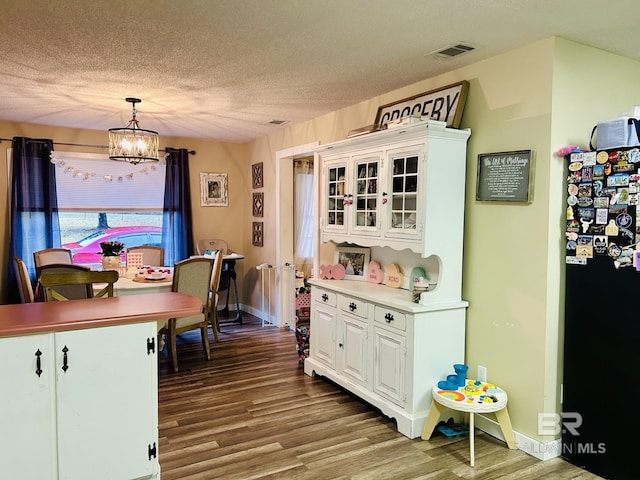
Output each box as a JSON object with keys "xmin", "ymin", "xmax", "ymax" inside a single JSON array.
[
  {"xmin": 349, "ymin": 302, "xmax": 357, "ymax": 312},
  {"xmin": 35, "ymin": 349, "xmax": 43, "ymax": 377},
  {"xmin": 62, "ymin": 345, "xmax": 69, "ymax": 372},
  {"xmin": 322, "ymin": 293, "xmax": 329, "ymax": 302},
  {"xmin": 384, "ymin": 313, "xmax": 394, "ymax": 323}
]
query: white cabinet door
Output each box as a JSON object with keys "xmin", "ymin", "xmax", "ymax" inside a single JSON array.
[
  {"xmin": 311, "ymin": 304, "xmax": 336, "ymax": 369},
  {"xmin": 350, "ymin": 155, "xmax": 382, "ymax": 237},
  {"xmin": 0, "ymin": 333, "xmax": 57, "ymax": 480},
  {"xmin": 373, "ymin": 327, "xmax": 405, "ymax": 406},
  {"xmin": 338, "ymin": 314, "xmax": 368, "ymax": 386},
  {"xmin": 55, "ymin": 322, "xmax": 158, "ymax": 480},
  {"xmin": 322, "ymin": 159, "xmax": 349, "ymax": 236},
  {"xmin": 384, "ymin": 146, "xmax": 423, "ymax": 242}
]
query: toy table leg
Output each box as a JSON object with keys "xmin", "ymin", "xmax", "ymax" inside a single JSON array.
[
  {"xmin": 469, "ymin": 412, "xmax": 475, "ymax": 467},
  {"xmin": 421, "ymin": 400, "xmax": 446, "ymax": 440},
  {"xmin": 494, "ymin": 407, "xmax": 517, "ymax": 449}
]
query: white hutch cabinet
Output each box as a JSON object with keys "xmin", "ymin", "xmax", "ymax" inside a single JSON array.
[{"xmin": 305, "ymin": 120, "xmax": 470, "ymax": 438}]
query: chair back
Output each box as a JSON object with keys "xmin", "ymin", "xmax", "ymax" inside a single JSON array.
[
  {"xmin": 126, "ymin": 246, "xmax": 165, "ymax": 266},
  {"xmin": 36, "ymin": 264, "xmax": 92, "ymax": 300},
  {"xmin": 171, "ymin": 257, "xmax": 213, "ymax": 329},
  {"xmin": 159, "ymin": 257, "xmax": 214, "ymax": 372},
  {"xmin": 39, "ymin": 270, "xmax": 119, "ymax": 302},
  {"xmin": 33, "ymin": 248, "xmax": 73, "ymax": 268},
  {"xmin": 13, "ymin": 256, "xmax": 35, "ymax": 303},
  {"xmin": 196, "ymin": 239, "xmax": 228, "ymax": 256},
  {"xmin": 210, "ymin": 251, "xmax": 224, "ymax": 297}
]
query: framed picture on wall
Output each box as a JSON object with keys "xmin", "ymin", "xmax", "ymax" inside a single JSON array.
[
  {"xmin": 200, "ymin": 173, "xmax": 228, "ymax": 207},
  {"xmin": 334, "ymin": 246, "xmax": 370, "ymax": 281}
]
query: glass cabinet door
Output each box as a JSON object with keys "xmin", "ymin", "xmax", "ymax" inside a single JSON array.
[
  {"xmin": 352, "ymin": 159, "xmax": 379, "ymax": 232},
  {"xmin": 325, "ymin": 164, "xmax": 347, "ymax": 228},
  {"xmin": 389, "ymin": 154, "xmax": 419, "ymax": 233}
]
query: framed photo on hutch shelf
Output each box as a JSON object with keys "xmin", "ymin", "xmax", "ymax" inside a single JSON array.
[{"xmin": 334, "ymin": 246, "xmax": 370, "ymax": 281}]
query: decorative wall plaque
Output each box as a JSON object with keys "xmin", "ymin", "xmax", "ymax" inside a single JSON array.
[
  {"xmin": 252, "ymin": 221, "xmax": 264, "ymax": 247},
  {"xmin": 252, "ymin": 192, "xmax": 264, "ymax": 217},
  {"xmin": 476, "ymin": 150, "xmax": 533, "ymax": 202},
  {"xmin": 252, "ymin": 162, "xmax": 263, "ymax": 189}
]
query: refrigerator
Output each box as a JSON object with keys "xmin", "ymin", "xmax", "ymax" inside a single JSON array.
[{"xmin": 563, "ymin": 146, "xmax": 640, "ymax": 479}]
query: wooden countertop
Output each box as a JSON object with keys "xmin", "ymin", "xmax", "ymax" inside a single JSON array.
[{"xmin": 0, "ymin": 292, "xmax": 202, "ymax": 337}]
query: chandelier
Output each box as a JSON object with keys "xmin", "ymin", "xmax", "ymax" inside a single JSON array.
[{"xmin": 108, "ymin": 97, "xmax": 159, "ymax": 164}]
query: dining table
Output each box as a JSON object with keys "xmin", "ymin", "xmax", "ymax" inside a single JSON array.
[{"xmin": 91, "ymin": 267, "xmax": 173, "ymax": 296}]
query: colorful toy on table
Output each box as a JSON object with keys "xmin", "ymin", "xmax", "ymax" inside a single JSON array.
[{"xmin": 437, "ymin": 363, "xmax": 468, "ymax": 390}]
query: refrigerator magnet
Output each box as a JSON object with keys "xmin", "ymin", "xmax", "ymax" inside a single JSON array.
[
  {"xmin": 605, "ymin": 220, "xmax": 619, "ymax": 237},
  {"xmin": 607, "ymin": 243, "xmax": 622, "ymax": 258},
  {"xmin": 596, "ymin": 151, "xmax": 608, "ymax": 164},
  {"xmin": 576, "ymin": 245, "xmax": 593, "ymax": 258}
]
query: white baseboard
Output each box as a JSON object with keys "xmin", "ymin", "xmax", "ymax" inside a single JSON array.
[
  {"xmin": 239, "ymin": 303, "xmax": 294, "ymax": 329},
  {"xmin": 475, "ymin": 414, "xmax": 561, "ymax": 461}
]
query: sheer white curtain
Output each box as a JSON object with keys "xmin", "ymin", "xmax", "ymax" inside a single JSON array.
[{"xmin": 294, "ymin": 157, "xmax": 314, "ymax": 276}]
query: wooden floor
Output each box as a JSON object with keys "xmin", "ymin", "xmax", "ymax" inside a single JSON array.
[{"xmin": 157, "ymin": 312, "xmax": 602, "ymax": 480}]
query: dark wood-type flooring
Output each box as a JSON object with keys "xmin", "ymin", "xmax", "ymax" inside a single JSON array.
[{"xmin": 157, "ymin": 312, "xmax": 603, "ymax": 480}]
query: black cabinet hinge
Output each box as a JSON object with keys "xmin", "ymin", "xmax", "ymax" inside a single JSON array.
[{"xmin": 148, "ymin": 442, "xmax": 157, "ymax": 460}]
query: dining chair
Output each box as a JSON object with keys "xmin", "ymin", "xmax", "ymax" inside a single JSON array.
[
  {"xmin": 36, "ymin": 264, "xmax": 92, "ymax": 301},
  {"xmin": 196, "ymin": 239, "xmax": 228, "ymax": 256},
  {"xmin": 208, "ymin": 251, "xmax": 225, "ymax": 342},
  {"xmin": 13, "ymin": 256, "xmax": 35, "ymax": 303},
  {"xmin": 33, "ymin": 248, "xmax": 73, "ymax": 268},
  {"xmin": 126, "ymin": 246, "xmax": 165, "ymax": 266},
  {"xmin": 39, "ymin": 270, "xmax": 119, "ymax": 302},
  {"xmin": 159, "ymin": 257, "xmax": 214, "ymax": 372}
]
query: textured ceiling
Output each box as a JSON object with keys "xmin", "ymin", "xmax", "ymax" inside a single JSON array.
[{"xmin": 0, "ymin": 0, "xmax": 639, "ymax": 142}]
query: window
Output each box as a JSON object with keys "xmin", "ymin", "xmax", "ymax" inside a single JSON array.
[
  {"xmin": 294, "ymin": 157, "xmax": 314, "ymax": 276},
  {"xmin": 52, "ymin": 152, "xmax": 165, "ymax": 263}
]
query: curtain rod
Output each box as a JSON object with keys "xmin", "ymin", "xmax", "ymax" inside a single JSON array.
[{"xmin": 0, "ymin": 137, "xmax": 196, "ymax": 155}]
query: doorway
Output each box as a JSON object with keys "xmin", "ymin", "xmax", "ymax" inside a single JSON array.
[{"xmin": 275, "ymin": 142, "xmax": 319, "ymax": 328}]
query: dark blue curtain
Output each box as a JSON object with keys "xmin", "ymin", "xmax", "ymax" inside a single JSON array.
[
  {"xmin": 162, "ymin": 148, "xmax": 193, "ymax": 265},
  {"xmin": 7, "ymin": 137, "xmax": 58, "ymax": 303}
]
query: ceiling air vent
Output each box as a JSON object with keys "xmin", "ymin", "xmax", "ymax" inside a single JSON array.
[
  {"xmin": 431, "ymin": 43, "xmax": 476, "ymax": 59},
  {"xmin": 264, "ymin": 119, "xmax": 289, "ymax": 126}
]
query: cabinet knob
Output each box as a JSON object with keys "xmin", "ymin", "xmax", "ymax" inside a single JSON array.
[
  {"xmin": 322, "ymin": 293, "xmax": 329, "ymax": 302},
  {"xmin": 339, "ymin": 343, "xmax": 344, "ymax": 348},
  {"xmin": 384, "ymin": 313, "xmax": 394, "ymax": 323},
  {"xmin": 349, "ymin": 302, "xmax": 357, "ymax": 311}
]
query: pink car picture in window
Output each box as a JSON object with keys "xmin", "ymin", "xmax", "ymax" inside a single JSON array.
[{"xmin": 62, "ymin": 226, "xmax": 162, "ymax": 264}]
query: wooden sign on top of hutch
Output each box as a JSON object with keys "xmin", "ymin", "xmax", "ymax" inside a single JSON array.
[{"xmin": 305, "ymin": 120, "xmax": 471, "ymax": 439}]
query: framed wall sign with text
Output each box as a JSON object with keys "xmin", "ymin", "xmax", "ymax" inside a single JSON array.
[
  {"xmin": 375, "ymin": 81, "xmax": 469, "ymax": 128},
  {"xmin": 476, "ymin": 150, "xmax": 533, "ymax": 202}
]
